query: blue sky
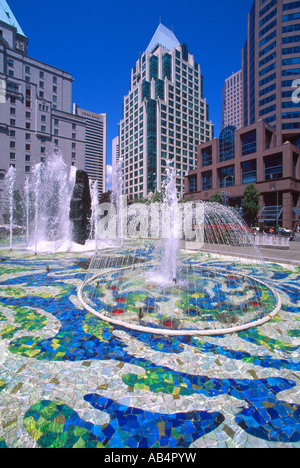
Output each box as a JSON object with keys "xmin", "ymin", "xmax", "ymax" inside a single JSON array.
[{"xmin": 8, "ymin": 0, "xmax": 253, "ymax": 181}]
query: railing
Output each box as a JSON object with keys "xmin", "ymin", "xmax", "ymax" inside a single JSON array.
[{"xmin": 254, "ymin": 233, "xmax": 289, "ymax": 249}]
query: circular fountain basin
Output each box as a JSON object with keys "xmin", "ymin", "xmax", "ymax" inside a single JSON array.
[{"xmin": 78, "ymin": 261, "xmax": 281, "ymax": 336}]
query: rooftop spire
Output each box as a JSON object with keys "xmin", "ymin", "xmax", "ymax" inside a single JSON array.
[
  {"xmin": 0, "ymin": 0, "xmax": 26, "ymax": 37},
  {"xmin": 146, "ymin": 23, "xmax": 180, "ymax": 53}
]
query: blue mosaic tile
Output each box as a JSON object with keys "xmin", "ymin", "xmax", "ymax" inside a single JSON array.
[{"xmin": 0, "ymin": 247, "xmax": 299, "ymax": 448}]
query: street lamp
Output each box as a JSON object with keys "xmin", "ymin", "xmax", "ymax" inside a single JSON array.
[
  {"xmin": 271, "ymin": 186, "xmax": 279, "ymax": 228},
  {"xmin": 222, "ymin": 175, "xmax": 234, "ymax": 206}
]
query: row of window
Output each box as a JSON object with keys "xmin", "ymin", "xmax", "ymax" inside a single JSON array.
[
  {"xmin": 259, "ymin": 54, "xmax": 300, "ymax": 69},
  {"xmin": 7, "ymin": 60, "xmax": 58, "ymax": 82},
  {"xmin": 259, "ymin": 20, "xmax": 300, "ymax": 39},
  {"xmin": 261, "ymin": 0, "xmax": 299, "ymax": 15},
  {"xmin": 121, "ymin": 105, "xmax": 211, "ymax": 156},
  {"xmin": 189, "ymin": 155, "xmax": 285, "ymax": 193},
  {"xmin": 201, "ymin": 129, "xmax": 258, "ymax": 168}
]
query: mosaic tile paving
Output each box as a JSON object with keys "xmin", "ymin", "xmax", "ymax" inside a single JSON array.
[{"xmin": 0, "ymin": 245, "xmax": 299, "ymax": 448}]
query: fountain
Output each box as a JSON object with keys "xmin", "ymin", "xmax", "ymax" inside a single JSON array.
[
  {"xmin": 111, "ymin": 157, "xmax": 124, "ymax": 245},
  {"xmin": 90, "ymin": 180, "xmax": 99, "ymax": 254},
  {"xmin": 1, "ymin": 151, "xmax": 282, "ymax": 336},
  {"xmin": 159, "ymin": 160, "xmax": 181, "ymax": 284},
  {"xmin": 24, "ymin": 176, "xmax": 31, "ymax": 247},
  {"xmin": 28, "ymin": 153, "xmax": 76, "ymax": 253},
  {"xmin": 2, "ymin": 150, "xmax": 104, "ymax": 254},
  {"xmin": 78, "ymin": 161, "xmax": 281, "ymax": 336},
  {"xmin": 4, "ymin": 165, "xmax": 16, "ymax": 250}
]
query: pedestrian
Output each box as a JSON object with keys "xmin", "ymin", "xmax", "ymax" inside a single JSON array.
[{"xmin": 269, "ymin": 226, "xmax": 276, "ymax": 243}]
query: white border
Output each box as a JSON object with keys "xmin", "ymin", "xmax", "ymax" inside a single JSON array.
[{"xmin": 77, "ymin": 268, "xmax": 282, "ymax": 337}]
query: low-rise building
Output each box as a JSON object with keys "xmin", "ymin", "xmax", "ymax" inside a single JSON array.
[{"xmin": 184, "ymin": 120, "xmax": 300, "ymax": 230}]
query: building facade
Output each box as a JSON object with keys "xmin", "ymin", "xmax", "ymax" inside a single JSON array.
[
  {"xmin": 73, "ymin": 104, "xmax": 107, "ymax": 195},
  {"xmin": 242, "ymin": 0, "xmax": 300, "ymax": 147},
  {"xmin": 185, "ymin": 0, "xmax": 300, "ymax": 229},
  {"xmin": 221, "ymin": 70, "xmax": 243, "ymax": 130},
  {"xmin": 0, "ymin": 0, "xmax": 106, "ymax": 202},
  {"xmin": 111, "ymin": 135, "xmax": 119, "ymax": 192},
  {"xmin": 184, "ymin": 121, "xmax": 300, "ymax": 229},
  {"xmin": 119, "ymin": 24, "xmax": 214, "ymax": 200}
]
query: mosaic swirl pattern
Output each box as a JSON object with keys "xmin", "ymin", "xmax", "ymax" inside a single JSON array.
[
  {"xmin": 80, "ymin": 263, "xmax": 280, "ymax": 334},
  {"xmin": 0, "ymin": 245, "xmax": 299, "ymax": 448}
]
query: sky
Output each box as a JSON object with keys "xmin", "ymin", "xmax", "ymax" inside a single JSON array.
[{"xmin": 8, "ymin": 0, "xmax": 254, "ymax": 186}]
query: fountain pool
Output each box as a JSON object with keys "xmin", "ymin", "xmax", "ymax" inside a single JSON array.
[
  {"xmin": 78, "ymin": 162, "xmax": 281, "ymax": 336},
  {"xmin": 78, "ymin": 239, "xmax": 281, "ymax": 336},
  {"xmin": 1, "ymin": 156, "xmax": 299, "ymax": 448},
  {"xmin": 2, "ymin": 156, "xmax": 282, "ymax": 336}
]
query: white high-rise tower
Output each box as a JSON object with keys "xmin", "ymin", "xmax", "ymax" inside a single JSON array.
[
  {"xmin": 221, "ymin": 70, "xmax": 243, "ymax": 130},
  {"xmin": 119, "ymin": 24, "xmax": 214, "ymax": 200}
]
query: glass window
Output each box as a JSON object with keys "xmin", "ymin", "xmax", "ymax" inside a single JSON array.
[
  {"xmin": 219, "ymin": 126, "xmax": 236, "ymax": 162},
  {"xmin": 201, "ymin": 146, "xmax": 212, "ymax": 167},
  {"xmin": 181, "ymin": 43, "xmax": 189, "ymax": 61},
  {"xmin": 218, "ymin": 165, "xmax": 235, "ymax": 188},
  {"xmin": 162, "ymin": 53, "xmax": 172, "ymax": 81},
  {"xmin": 264, "ymin": 154, "xmax": 283, "ymax": 180},
  {"xmin": 241, "ymin": 160, "xmax": 257, "ymax": 184},
  {"xmin": 241, "ymin": 130, "xmax": 257, "ymax": 156},
  {"xmin": 282, "ymin": 35, "xmax": 300, "ymax": 44},
  {"xmin": 7, "ymin": 82, "xmax": 19, "ymax": 92},
  {"xmin": 142, "ymin": 80, "xmax": 150, "ymax": 101},
  {"xmin": 149, "ymin": 55, "xmax": 158, "ymax": 80},
  {"xmin": 202, "ymin": 171, "xmax": 212, "ymax": 191},
  {"xmin": 155, "ymin": 79, "xmax": 164, "ymax": 100}
]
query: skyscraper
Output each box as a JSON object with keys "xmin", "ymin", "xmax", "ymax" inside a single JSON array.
[
  {"xmin": 111, "ymin": 135, "xmax": 119, "ymax": 192},
  {"xmin": 73, "ymin": 105, "xmax": 107, "ymax": 195},
  {"xmin": 119, "ymin": 23, "xmax": 214, "ymax": 200},
  {"xmin": 0, "ymin": 0, "xmax": 106, "ymax": 199},
  {"xmin": 184, "ymin": 0, "xmax": 300, "ymax": 229},
  {"xmin": 221, "ymin": 70, "xmax": 243, "ymax": 130},
  {"xmin": 242, "ymin": 0, "xmax": 300, "ymax": 147}
]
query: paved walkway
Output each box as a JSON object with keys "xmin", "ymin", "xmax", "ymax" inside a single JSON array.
[
  {"xmin": 183, "ymin": 235, "xmax": 300, "ymax": 265},
  {"xmin": 260, "ymin": 236, "xmax": 300, "ymax": 265},
  {"xmin": 0, "ymin": 243, "xmax": 299, "ymax": 449}
]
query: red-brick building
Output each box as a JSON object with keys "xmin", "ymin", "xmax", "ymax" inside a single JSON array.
[{"xmin": 184, "ymin": 121, "xmax": 300, "ymax": 230}]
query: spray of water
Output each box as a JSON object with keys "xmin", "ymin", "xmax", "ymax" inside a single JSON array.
[
  {"xmin": 4, "ymin": 166, "xmax": 16, "ymax": 250},
  {"xmin": 160, "ymin": 160, "xmax": 181, "ymax": 283},
  {"xmin": 90, "ymin": 179, "xmax": 99, "ymax": 254},
  {"xmin": 111, "ymin": 157, "xmax": 124, "ymax": 244},
  {"xmin": 28, "ymin": 152, "xmax": 76, "ymax": 253}
]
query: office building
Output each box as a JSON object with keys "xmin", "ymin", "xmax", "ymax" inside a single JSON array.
[
  {"xmin": 0, "ymin": 0, "xmax": 106, "ymax": 202},
  {"xmin": 184, "ymin": 121, "xmax": 300, "ymax": 229},
  {"xmin": 242, "ymin": 0, "xmax": 300, "ymax": 147},
  {"xmin": 111, "ymin": 135, "xmax": 119, "ymax": 192},
  {"xmin": 119, "ymin": 23, "xmax": 214, "ymax": 200},
  {"xmin": 185, "ymin": 0, "xmax": 300, "ymax": 229},
  {"xmin": 221, "ymin": 70, "xmax": 243, "ymax": 130},
  {"xmin": 73, "ymin": 105, "xmax": 107, "ymax": 195}
]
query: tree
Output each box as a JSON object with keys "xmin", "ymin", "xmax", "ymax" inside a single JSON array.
[
  {"xmin": 242, "ymin": 183, "xmax": 260, "ymax": 226},
  {"xmin": 209, "ymin": 192, "xmax": 222, "ymax": 203}
]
